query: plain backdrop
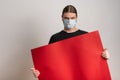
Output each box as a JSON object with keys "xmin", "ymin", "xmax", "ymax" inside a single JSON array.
[{"xmin": 0, "ymin": 0, "xmax": 120, "ymax": 80}]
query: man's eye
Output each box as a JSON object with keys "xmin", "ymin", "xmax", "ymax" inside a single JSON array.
[
  {"xmin": 64, "ymin": 17, "xmax": 69, "ymax": 19},
  {"xmin": 71, "ymin": 17, "xmax": 76, "ymax": 19}
]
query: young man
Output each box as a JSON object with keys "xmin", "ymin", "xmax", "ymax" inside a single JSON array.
[{"xmin": 31, "ymin": 5, "xmax": 110, "ymax": 78}]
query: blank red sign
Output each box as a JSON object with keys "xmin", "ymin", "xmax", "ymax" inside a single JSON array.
[{"xmin": 31, "ymin": 30, "xmax": 111, "ymax": 80}]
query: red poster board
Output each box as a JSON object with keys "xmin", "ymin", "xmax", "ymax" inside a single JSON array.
[{"xmin": 31, "ymin": 30, "xmax": 111, "ymax": 80}]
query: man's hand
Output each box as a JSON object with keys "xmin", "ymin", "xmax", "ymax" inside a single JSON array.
[
  {"xmin": 31, "ymin": 68, "xmax": 40, "ymax": 78},
  {"xmin": 102, "ymin": 48, "xmax": 110, "ymax": 60}
]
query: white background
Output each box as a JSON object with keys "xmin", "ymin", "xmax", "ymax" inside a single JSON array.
[{"xmin": 0, "ymin": 0, "xmax": 120, "ymax": 80}]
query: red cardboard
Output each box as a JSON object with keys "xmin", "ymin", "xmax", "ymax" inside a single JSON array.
[{"xmin": 31, "ymin": 30, "xmax": 111, "ymax": 80}]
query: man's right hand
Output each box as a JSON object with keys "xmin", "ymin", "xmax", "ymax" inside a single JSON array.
[{"xmin": 31, "ymin": 68, "xmax": 40, "ymax": 78}]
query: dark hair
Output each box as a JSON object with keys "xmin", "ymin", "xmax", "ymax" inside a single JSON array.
[{"xmin": 62, "ymin": 5, "xmax": 77, "ymax": 17}]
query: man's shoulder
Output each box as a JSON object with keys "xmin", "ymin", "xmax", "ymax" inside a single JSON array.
[
  {"xmin": 49, "ymin": 30, "xmax": 64, "ymax": 44},
  {"xmin": 51, "ymin": 30, "xmax": 64, "ymax": 38}
]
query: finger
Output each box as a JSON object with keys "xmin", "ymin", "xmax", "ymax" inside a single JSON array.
[
  {"xmin": 105, "ymin": 50, "xmax": 110, "ymax": 59},
  {"xmin": 104, "ymin": 48, "xmax": 107, "ymax": 50},
  {"xmin": 30, "ymin": 68, "xmax": 35, "ymax": 70},
  {"xmin": 102, "ymin": 50, "xmax": 110, "ymax": 59},
  {"xmin": 30, "ymin": 68, "xmax": 36, "ymax": 71},
  {"xmin": 34, "ymin": 70, "xmax": 40, "ymax": 77}
]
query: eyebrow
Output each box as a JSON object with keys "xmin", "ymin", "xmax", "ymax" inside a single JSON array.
[{"xmin": 64, "ymin": 17, "xmax": 76, "ymax": 19}]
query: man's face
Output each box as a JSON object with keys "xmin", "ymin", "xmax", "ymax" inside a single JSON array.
[{"xmin": 62, "ymin": 12, "xmax": 77, "ymax": 29}]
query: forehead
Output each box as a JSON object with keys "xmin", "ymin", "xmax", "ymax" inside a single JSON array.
[{"xmin": 63, "ymin": 12, "xmax": 76, "ymax": 18}]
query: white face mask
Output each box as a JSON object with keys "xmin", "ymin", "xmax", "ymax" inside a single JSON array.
[{"xmin": 63, "ymin": 19, "xmax": 77, "ymax": 29}]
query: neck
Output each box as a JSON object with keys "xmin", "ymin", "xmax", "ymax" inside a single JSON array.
[{"xmin": 64, "ymin": 27, "xmax": 79, "ymax": 33}]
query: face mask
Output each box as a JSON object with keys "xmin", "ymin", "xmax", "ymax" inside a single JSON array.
[{"xmin": 63, "ymin": 19, "xmax": 77, "ymax": 29}]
